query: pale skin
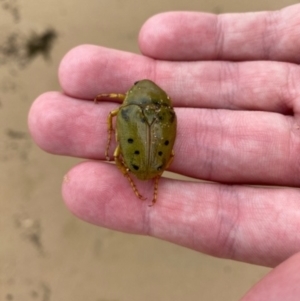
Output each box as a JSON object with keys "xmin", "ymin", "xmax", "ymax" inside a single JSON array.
[{"xmin": 28, "ymin": 4, "xmax": 300, "ymax": 300}]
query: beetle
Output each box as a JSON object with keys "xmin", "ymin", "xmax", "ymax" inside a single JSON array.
[{"xmin": 94, "ymin": 79, "xmax": 177, "ymax": 205}]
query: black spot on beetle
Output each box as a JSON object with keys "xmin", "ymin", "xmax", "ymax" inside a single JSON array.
[
  {"xmin": 164, "ymin": 140, "xmax": 169, "ymax": 146},
  {"xmin": 134, "ymin": 150, "xmax": 140, "ymax": 155},
  {"xmin": 132, "ymin": 164, "xmax": 139, "ymax": 170},
  {"xmin": 121, "ymin": 108, "xmax": 130, "ymax": 121},
  {"xmin": 157, "ymin": 165, "xmax": 163, "ymax": 171},
  {"xmin": 128, "ymin": 138, "xmax": 134, "ymax": 143},
  {"xmin": 158, "ymin": 151, "xmax": 163, "ymax": 156}
]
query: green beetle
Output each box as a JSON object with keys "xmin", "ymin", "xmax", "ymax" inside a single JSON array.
[{"xmin": 94, "ymin": 79, "xmax": 177, "ymax": 205}]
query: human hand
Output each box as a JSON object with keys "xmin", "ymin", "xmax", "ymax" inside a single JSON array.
[{"xmin": 29, "ymin": 3, "xmax": 300, "ymax": 281}]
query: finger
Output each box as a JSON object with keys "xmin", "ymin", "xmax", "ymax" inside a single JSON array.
[
  {"xmin": 28, "ymin": 91, "xmax": 110, "ymax": 158},
  {"xmin": 241, "ymin": 252, "xmax": 300, "ymax": 301},
  {"xmin": 59, "ymin": 45, "xmax": 300, "ymax": 115},
  {"xmin": 139, "ymin": 4, "xmax": 300, "ymax": 62},
  {"xmin": 63, "ymin": 161, "xmax": 300, "ymax": 267},
  {"xmin": 28, "ymin": 92, "xmax": 300, "ymax": 187}
]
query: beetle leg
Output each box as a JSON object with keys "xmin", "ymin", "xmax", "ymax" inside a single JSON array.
[
  {"xmin": 113, "ymin": 146, "xmax": 146, "ymax": 201},
  {"xmin": 149, "ymin": 176, "xmax": 160, "ymax": 206},
  {"xmin": 113, "ymin": 145, "xmax": 128, "ymax": 174},
  {"xmin": 165, "ymin": 150, "xmax": 175, "ymax": 169},
  {"xmin": 94, "ymin": 93, "xmax": 126, "ymax": 103},
  {"xmin": 94, "ymin": 93, "xmax": 125, "ymax": 160},
  {"xmin": 148, "ymin": 151, "xmax": 175, "ymax": 206},
  {"xmin": 104, "ymin": 109, "xmax": 119, "ymax": 160}
]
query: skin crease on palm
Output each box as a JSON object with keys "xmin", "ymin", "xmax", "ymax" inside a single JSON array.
[{"xmin": 28, "ymin": 4, "xmax": 300, "ymax": 300}]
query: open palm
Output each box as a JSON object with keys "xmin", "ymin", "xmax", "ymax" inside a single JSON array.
[{"xmin": 29, "ymin": 4, "xmax": 300, "ymax": 300}]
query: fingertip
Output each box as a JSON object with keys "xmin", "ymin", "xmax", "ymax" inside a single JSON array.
[
  {"xmin": 138, "ymin": 12, "xmax": 175, "ymax": 59},
  {"xmin": 28, "ymin": 91, "xmax": 64, "ymax": 153},
  {"xmin": 62, "ymin": 161, "xmax": 102, "ymax": 221},
  {"xmin": 61, "ymin": 161, "xmax": 146, "ymax": 231},
  {"xmin": 58, "ymin": 44, "xmax": 100, "ymax": 98},
  {"xmin": 58, "ymin": 44, "xmax": 149, "ymax": 98},
  {"xmin": 139, "ymin": 11, "xmax": 219, "ymax": 61}
]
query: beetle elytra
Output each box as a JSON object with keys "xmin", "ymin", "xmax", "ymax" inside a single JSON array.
[{"xmin": 94, "ymin": 79, "xmax": 177, "ymax": 205}]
